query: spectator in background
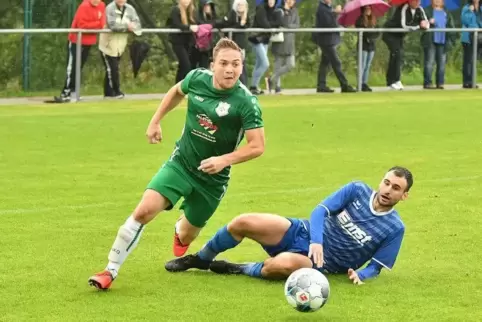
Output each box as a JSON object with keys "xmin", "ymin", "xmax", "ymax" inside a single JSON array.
[
  {"xmin": 216, "ymin": 0, "xmax": 250, "ymax": 85},
  {"xmin": 99, "ymin": 0, "xmax": 142, "ymax": 99},
  {"xmin": 311, "ymin": 0, "xmax": 356, "ymax": 93},
  {"xmin": 166, "ymin": 0, "xmax": 198, "ymax": 83},
  {"xmin": 461, "ymin": 0, "xmax": 482, "ymax": 89},
  {"xmin": 269, "ymin": 0, "xmax": 300, "ymax": 94},
  {"xmin": 355, "ymin": 6, "xmax": 380, "ymax": 92},
  {"xmin": 191, "ymin": 0, "xmax": 218, "ymax": 69},
  {"xmin": 54, "ymin": 0, "xmax": 106, "ymax": 103},
  {"xmin": 248, "ymin": 0, "xmax": 283, "ymax": 95},
  {"xmin": 382, "ymin": 0, "xmax": 429, "ymax": 90},
  {"xmin": 420, "ymin": 0, "xmax": 455, "ymax": 90}
]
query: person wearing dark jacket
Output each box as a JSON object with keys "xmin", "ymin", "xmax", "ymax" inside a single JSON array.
[
  {"xmin": 216, "ymin": 0, "xmax": 250, "ymax": 84},
  {"xmin": 269, "ymin": 0, "xmax": 300, "ymax": 94},
  {"xmin": 355, "ymin": 6, "xmax": 380, "ymax": 92},
  {"xmin": 191, "ymin": 0, "xmax": 217, "ymax": 69},
  {"xmin": 311, "ymin": 0, "xmax": 355, "ymax": 93},
  {"xmin": 248, "ymin": 0, "xmax": 283, "ymax": 95},
  {"xmin": 166, "ymin": 0, "xmax": 198, "ymax": 83},
  {"xmin": 420, "ymin": 0, "xmax": 456, "ymax": 89},
  {"xmin": 460, "ymin": 0, "xmax": 482, "ymax": 89},
  {"xmin": 382, "ymin": 0, "xmax": 429, "ymax": 90}
]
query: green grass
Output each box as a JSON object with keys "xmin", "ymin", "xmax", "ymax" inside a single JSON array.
[{"xmin": 0, "ymin": 92, "xmax": 481, "ymax": 321}]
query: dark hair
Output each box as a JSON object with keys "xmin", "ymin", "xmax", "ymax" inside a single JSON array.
[
  {"xmin": 362, "ymin": 6, "xmax": 377, "ymax": 27},
  {"xmin": 389, "ymin": 166, "xmax": 414, "ymax": 192}
]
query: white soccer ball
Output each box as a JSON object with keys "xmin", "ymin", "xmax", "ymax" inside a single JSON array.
[{"xmin": 284, "ymin": 268, "xmax": 330, "ymax": 313}]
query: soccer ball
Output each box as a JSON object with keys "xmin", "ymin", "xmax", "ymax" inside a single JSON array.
[{"xmin": 284, "ymin": 268, "xmax": 330, "ymax": 312}]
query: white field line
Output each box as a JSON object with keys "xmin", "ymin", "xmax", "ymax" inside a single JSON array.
[{"xmin": 0, "ymin": 175, "xmax": 480, "ymax": 216}]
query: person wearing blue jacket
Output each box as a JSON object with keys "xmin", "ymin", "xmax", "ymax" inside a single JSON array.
[{"xmin": 461, "ymin": 0, "xmax": 482, "ymax": 88}]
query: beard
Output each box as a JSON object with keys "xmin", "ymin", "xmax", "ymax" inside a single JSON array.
[{"xmin": 377, "ymin": 193, "xmax": 394, "ymax": 207}]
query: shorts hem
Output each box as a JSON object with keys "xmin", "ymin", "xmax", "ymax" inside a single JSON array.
[{"xmin": 144, "ymin": 187, "xmax": 177, "ymax": 211}]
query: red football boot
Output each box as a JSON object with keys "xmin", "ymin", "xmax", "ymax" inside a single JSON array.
[{"xmin": 88, "ymin": 270, "xmax": 114, "ymax": 290}]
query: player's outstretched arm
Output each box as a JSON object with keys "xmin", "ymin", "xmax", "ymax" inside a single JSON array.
[
  {"xmin": 198, "ymin": 128, "xmax": 265, "ymax": 175},
  {"xmin": 146, "ymin": 82, "xmax": 186, "ymax": 144}
]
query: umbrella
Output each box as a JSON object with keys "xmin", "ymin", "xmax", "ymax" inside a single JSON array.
[
  {"xmin": 389, "ymin": 0, "xmax": 409, "ymax": 5},
  {"xmin": 338, "ymin": 0, "xmax": 391, "ymax": 27},
  {"xmin": 421, "ymin": 0, "xmax": 460, "ymax": 10},
  {"xmin": 129, "ymin": 40, "xmax": 150, "ymax": 78}
]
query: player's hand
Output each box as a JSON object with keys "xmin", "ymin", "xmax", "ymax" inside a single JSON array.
[
  {"xmin": 198, "ymin": 156, "xmax": 229, "ymax": 174},
  {"xmin": 429, "ymin": 18, "xmax": 435, "ymax": 24},
  {"xmin": 128, "ymin": 22, "xmax": 135, "ymax": 32},
  {"xmin": 308, "ymin": 243, "xmax": 324, "ymax": 268},
  {"xmin": 146, "ymin": 123, "xmax": 162, "ymax": 144},
  {"xmin": 348, "ymin": 268, "xmax": 365, "ymax": 285}
]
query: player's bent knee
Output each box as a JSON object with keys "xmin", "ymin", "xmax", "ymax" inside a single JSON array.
[
  {"xmin": 132, "ymin": 190, "xmax": 170, "ymax": 224},
  {"xmin": 133, "ymin": 205, "xmax": 157, "ymax": 223},
  {"xmin": 227, "ymin": 213, "xmax": 257, "ymax": 235}
]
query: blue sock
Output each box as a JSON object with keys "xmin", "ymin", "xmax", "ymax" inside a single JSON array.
[
  {"xmin": 242, "ymin": 262, "xmax": 264, "ymax": 278},
  {"xmin": 197, "ymin": 225, "xmax": 240, "ymax": 261}
]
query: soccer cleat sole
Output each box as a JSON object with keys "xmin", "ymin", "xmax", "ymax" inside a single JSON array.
[
  {"xmin": 88, "ymin": 278, "xmax": 111, "ymax": 290},
  {"xmin": 165, "ymin": 255, "xmax": 211, "ymax": 272}
]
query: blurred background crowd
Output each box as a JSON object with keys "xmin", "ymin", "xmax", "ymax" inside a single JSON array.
[{"xmin": 1, "ymin": 0, "xmax": 481, "ymax": 100}]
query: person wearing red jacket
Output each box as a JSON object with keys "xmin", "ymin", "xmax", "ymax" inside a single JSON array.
[{"xmin": 54, "ymin": 0, "xmax": 106, "ymax": 102}]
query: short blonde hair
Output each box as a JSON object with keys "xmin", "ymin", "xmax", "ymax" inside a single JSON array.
[{"xmin": 213, "ymin": 38, "xmax": 242, "ymax": 61}]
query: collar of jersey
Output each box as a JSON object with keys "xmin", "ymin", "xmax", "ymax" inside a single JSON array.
[{"xmin": 369, "ymin": 192, "xmax": 394, "ymax": 216}]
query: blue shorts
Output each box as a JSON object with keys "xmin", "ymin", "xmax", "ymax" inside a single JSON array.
[
  {"xmin": 261, "ymin": 218, "xmax": 311, "ymax": 257},
  {"xmin": 261, "ymin": 218, "xmax": 342, "ymax": 274}
]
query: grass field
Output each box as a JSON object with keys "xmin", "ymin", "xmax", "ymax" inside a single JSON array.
[{"xmin": 1, "ymin": 92, "xmax": 481, "ymax": 322}]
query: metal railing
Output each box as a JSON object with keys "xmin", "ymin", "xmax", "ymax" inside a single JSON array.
[{"xmin": 1, "ymin": 27, "xmax": 480, "ymax": 100}]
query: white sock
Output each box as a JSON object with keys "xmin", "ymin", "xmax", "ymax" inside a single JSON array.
[
  {"xmin": 175, "ymin": 219, "xmax": 181, "ymax": 234},
  {"xmin": 105, "ymin": 215, "xmax": 144, "ymax": 279}
]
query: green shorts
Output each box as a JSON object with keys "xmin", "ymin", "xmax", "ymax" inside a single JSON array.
[{"xmin": 146, "ymin": 159, "xmax": 227, "ymax": 228}]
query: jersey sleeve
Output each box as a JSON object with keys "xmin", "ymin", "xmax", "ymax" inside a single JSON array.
[
  {"xmin": 240, "ymin": 96, "xmax": 264, "ymax": 130},
  {"xmin": 180, "ymin": 69, "xmax": 198, "ymax": 95},
  {"xmin": 309, "ymin": 182, "xmax": 357, "ymax": 244},
  {"xmin": 320, "ymin": 182, "xmax": 357, "ymax": 214},
  {"xmin": 371, "ymin": 227, "xmax": 405, "ymax": 270}
]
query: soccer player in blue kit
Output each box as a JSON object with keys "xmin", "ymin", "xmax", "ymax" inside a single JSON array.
[{"xmin": 165, "ymin": 166, "xmax": 413, "ymax": 285}]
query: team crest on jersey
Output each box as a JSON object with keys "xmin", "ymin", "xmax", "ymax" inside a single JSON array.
[
  {"xmin": 197, "ymin": 114, "xmax": 218, "ymax": 135},
  {"xmin": 215, "ymin": 102, "xmax": 231, "ymax": 117}
]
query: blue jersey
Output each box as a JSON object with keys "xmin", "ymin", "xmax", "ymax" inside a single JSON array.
[{"xmin": 310, "ymin": 181, "xmax": 405, "ymax": 277}]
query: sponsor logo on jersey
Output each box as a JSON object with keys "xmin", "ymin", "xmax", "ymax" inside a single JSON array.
[
  {"xmin": 197, "ymin": 114, "xmax": 218, "ymax": 135},
  {"xmin": 215, "ymin": 101, "xmax": 230, "ymax": 117},
  {"xmin": 337, "ymin": 210, "xmax": 372, "ymax": 245},
  {"xmin": 194, "ymin": 95, "xmax": 205, "ymax": 102}
]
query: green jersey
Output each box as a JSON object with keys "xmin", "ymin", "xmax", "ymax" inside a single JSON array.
[{"xmin": 170, "ymin": 68, "xmax": 264, "ymax": 185}]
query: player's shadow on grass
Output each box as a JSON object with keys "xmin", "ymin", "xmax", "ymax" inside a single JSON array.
[
  {"xmin": 163, "ymin": 269, "xmax": 349, "ymax": 286},
  {"xmin": 282, "ymin": 315, "xmax": 339, "ymax": 322}
]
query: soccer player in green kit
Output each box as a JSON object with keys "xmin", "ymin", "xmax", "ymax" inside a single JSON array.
[{"xmin": 88, "ymin": 38, "xmax": 265, "ymax": 290}]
